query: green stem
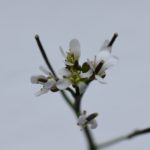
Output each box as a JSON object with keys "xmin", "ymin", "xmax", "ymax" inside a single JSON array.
[
  {"xmin": 74, "ymin": 86, "xmax": 97, "ymax": 150},
  {"xmin": 60, "ymin": 90, "xmax": 75, "ymax": 111},
  {"xmin": 97, "ymin": 127, "xmax": 150, "ymax": 149},
  {"xmin": 83, "ymin": 127, "xmax": 97, "ymax": 150}
]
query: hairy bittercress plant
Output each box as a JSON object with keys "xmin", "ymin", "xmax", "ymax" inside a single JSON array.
[{"xmin": 31, "ymin": 33, "xmax": 150, "ymax": 150}]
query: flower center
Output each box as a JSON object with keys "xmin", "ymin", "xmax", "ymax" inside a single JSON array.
[
  {"xmin": 64, "ymin": 68, "xmax": 81, "ymax": 85},
  {"xmin": 66, "ymin": 51, "xmax": 76, "ymax": 64}
]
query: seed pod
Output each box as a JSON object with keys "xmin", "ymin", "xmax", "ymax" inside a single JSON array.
[{"xmin": 86, "ymin": 113, "xmax": 98, "ymax": 122}]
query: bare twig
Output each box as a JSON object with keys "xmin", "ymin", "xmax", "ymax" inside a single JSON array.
[{"xmin": 97, "ymin": 127, "xmax": 150, "ymax": 149}]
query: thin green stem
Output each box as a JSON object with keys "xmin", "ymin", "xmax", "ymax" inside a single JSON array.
[
  {"xmin": 60, "ymin": 90, "xmax": 75, "ymax": 110},
  {"xmin": 83, "ymin": 127, "xmax": 97, "ymax": 150},
  {"xmin": 97, "ymin": 127, "xmax": 150, "ymax": 149},
  {"xmin": 74, "ymin": 86, "xmax": 97, "ymax": 150}
]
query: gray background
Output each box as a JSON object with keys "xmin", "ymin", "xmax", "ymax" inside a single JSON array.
[{"xmin": 0, "ymin": 0, "xmax": 150, "ymax": 150}]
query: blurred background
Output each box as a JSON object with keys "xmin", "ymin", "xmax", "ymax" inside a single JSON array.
[{"xmin": 0, "ymin": 0, "xmax": 150, "ymax": 150}]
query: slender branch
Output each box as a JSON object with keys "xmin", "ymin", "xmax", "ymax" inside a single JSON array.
[
  {"xmin": 97, "ymin": 127, "xmax": 150, "ymax": 149},
  {"xmin": 60, "ymin": 90, "xmax": 75, "ymax": 111},
  {"xmin": 127, "ymin": 127, "xmax": 150, "ymax": 138},
  {"xmin": 83, "ymin": 127, "xmax": 97, "ymax": 150},
  {"xmin": 35, "ymin": 35, "xmax": 58, "ymax": 79},
  {"xmin": 66, "ymin": 87, "xmax": 76, "ymax": 97},
  {"xmin": 74, "ymin": 86, "xmax": 82, "ymax": 116}
]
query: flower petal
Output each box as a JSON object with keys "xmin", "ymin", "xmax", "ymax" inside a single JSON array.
[
  {"xmin": 77, "ymin": 114, "xmax": 87, "ymax": 126},
  {"xmin": 30, "ymin": 75, "xmax": 46, "ymax": 84},
  {"xmin": 89, "ymin": 119, "xmax": 98, "ymax": 129},
  {"xmin": 56, "ymin": 79, "xmax": 71, "ymax": 90},
  {"xmin": 95, "ymin": 75, "xmax": 107, "ymax": 84},
  {"xmin": 35, "ymin": 88, "xmax": 49, "ymax": 96},
  {"xmin": 43, "ymin": 79, "xmax": 56, "ymax": 89},
  {"xmin": 39, "ymin": 66, "xmax": 50, "ymax": 75},
  {"xmin": 87, "ymin": 59, "xmax": 95, "ymax": 71},
  {"xmin": 100, "ymin": 39, "xmax": 112, "ymax": 53},
  {"xmin": 58, "ymin": 68, "xmax": 71, "ymax": 77},
  {"xmin": 65, "ymin": 61, "xmax": 74, "ymax": 66},
  {"xmin": 69, "ymin": 39, "xmax": 81, "ymax": 59},
  {"xmin": 102, "ymin": 55, "xmax": 118, "ymax": 71},
  {"xmin": 59, "ymin": 46, "xmax": 66, "ymax": 58},
  {"xmin": 78, "ymin": 82, "xmax": 87, "ymax": 94},
  {"xmin": 97, "ymin": 50, "xmax": 111, "ymax": 62},
  {"xmin": 80, "ymin": 69, "xmax": 93, "ymax": 78}
]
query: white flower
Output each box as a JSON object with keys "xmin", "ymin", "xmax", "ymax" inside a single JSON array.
[
  {"xmin": 59, "ymin": 39, "xmax": 81, "ymax": 66},
  {"xmin": 82, "ymin": 39, "xmax": 118, "ymax": 83},
  {"xmin": 35, "ymin": 78, "xmax": 56, "ymax": 96},
  {"xmin": 56, "ymin": 67, "xmax": 87, "ymax": 94},
  {"xmin": 31, "ymin": 75, "xmax": 47, "ymax": 84},
  {"xmin": 77, "ymin": 111, "xmax": 98, "ymax": 130},
  {"xmin": 31, "ymin": 66, "xmax": 56, "ymax": 96}
]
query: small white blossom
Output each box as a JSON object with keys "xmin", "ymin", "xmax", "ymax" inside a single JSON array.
[
  {"xmin": 35, "ymin": 79, "xmax": 56, "ymax": 96},
  {"xmin": 59, "ymin": 39, "xmax": 81, "ymax": 66},
  {"xmin": 82, "ymin": 39, "xmax": 118, "ymax": 83},
  {"xmin": 31, "ymin": 66, "xmax": 56, "ymax": 96},
  {"xmin": 77, "ymin": 111, "xmax": 98, "ymax": 130},
  {"xmin": 31, "ymin": 75, "xmax": 47, "ymax": 84},
  {"xmin": 56, "ymin": 78, "xmax": 71, "ymax": 90}
]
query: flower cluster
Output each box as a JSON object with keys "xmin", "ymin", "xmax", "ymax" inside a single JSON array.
[
  {"xmin": 31, "ymin": 37, "xmax": 118, "ymax": 96},
  {"xmin": 31, "ymin": 35, "xmax": 118, "ymax": 130}
]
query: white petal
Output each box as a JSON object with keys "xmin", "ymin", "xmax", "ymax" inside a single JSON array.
[
  {"xmin": 100, "ymin": 39, "xmax": 112, "ymax": 53},
  {"xmin": 35, "ymin": 88, "xmax": 49, "ymax": 96},
  {"xmin": 69, "ymin": 39, "xmax": 81, "ymax": 58},
  {"xmin": 89, "ymin": 119, "xmax": 98, "ymax": 129},
  {"xmin": 65, "ymin": 61, "xmax": 74, "ymax": 66},
  {"xmin": 43, "ymin": 79, "xmax": 56, "ymax": 89},
  {"xmin": 39, "ymin": 66, "xmax": 50, "ymax": 75},
  {"xmin": 58, "ymin": 68, "xmax": 71, "ymax": 77},
  {"xmin": 78, "ymin": 82, "xmax": 87, "ymax": 94},
  {"xmin": 31, "ymin": 76, "xmax": 39, "ymax": 84},
  {"xmin": 95, "ymin": 75, "xmax": 107, "ymax": 84},
  {"xmin": 77, "ymin": 114, "xmax": 87, "ymax": 126},
  {"xmin": 87, "ymin": 59, "xmax": 95, "ymax": 71},
  {"xmin": 59, "ymin": 46, "xmax": 66, "ymax": 58},
  {"xmin": 80, "ymin": 69, "xmax": 93, "ymax": 78},
  {"xmin": 102, "ymin": 56, "xmax": 118, "ymax": 71},
  {"xmin": 56, "ymin": 79, "xmax": 71, "ymax": 90},
  {"xmin": 30, "ymin": 75, "xmax": 46, "ymax": 84},
  {"xmin": 97, "ymin": 50, "xmax": 111, "ymax": 62}
]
